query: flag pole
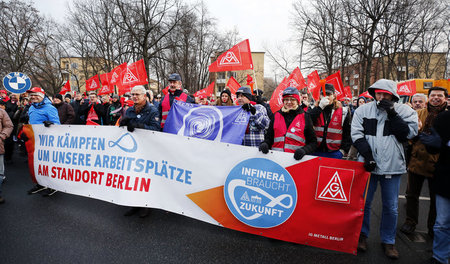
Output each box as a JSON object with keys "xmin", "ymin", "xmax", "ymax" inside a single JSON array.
[{"xmin": 252, "ymin": 69, "xmax": 257, "ymax": 95}]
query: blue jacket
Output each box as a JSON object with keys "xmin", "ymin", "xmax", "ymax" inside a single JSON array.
[
  {"xmin": 124, "ymin": 102, "xmax": 160, "ymax": 131},
  {"xmin": 28, "ymin": 97, "xmax": 61, "ymax": 125}
]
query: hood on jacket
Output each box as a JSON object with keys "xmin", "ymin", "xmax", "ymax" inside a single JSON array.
[
  {"xmin": 368, "ymin": 79, "xmax": 400, "ymax": 102},
  {"xmin": 32, "ymin": 97, "xmax": 53, "ymax": 109}
]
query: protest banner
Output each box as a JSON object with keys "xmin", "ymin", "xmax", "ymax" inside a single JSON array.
[{"xmin": 23, "ymin": 124, "xmax": 369, "ymax": 255}]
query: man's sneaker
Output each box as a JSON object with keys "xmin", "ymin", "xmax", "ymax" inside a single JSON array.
[
  {"xmin": 27, "ymin": 184, "xmax": 47, "ymax": 194},
  {"xmin": 357, "ymin": 234, "xmax": 368, "ymax": 252},
  {"xmin": 139, "ymin": 208, "xmax": 150, "ymax": 218},
  {"xmin": 42, "ymin": 188, "xmax": 57, "ymax": 197},
  {"xmin": 381, "ymin": 243, "xmax": 399, "ymax": 259},
  {"xmin": 124, "ymin": 207, "xmax": 139, "ymax": 216},
  {"xmin": 0, "ymin": 196, "xmax": 4, "ymax": 204},
  {"xmin": 400, "ymin": 221, "xmax": 416, "ymax": 234}
]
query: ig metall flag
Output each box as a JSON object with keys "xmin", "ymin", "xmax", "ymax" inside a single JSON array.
[{"xmin": 163, "ymin": 101, "xmax": 250, "ymax": 144}]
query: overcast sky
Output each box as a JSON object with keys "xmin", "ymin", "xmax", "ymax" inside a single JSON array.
[{"xmin": 33, "ymin": 0, "xmax": 298, "ymax": 78}]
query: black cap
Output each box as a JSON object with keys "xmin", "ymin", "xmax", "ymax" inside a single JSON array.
[
  {"xmin": 168, "ymin": 73, "xmax": 182, "ymax": 81},
  {"xmin": 325, "ymin": 83, "xmax": 335, "ymax": 94},
  {"xmin": 54, "ymin": 94, "xmax": 63, "ymax": 101}
]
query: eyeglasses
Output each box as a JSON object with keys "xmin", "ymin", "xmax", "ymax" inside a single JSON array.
[
  {"xmin": 131, "ymin": 93, "xmax": 143, "ymax": 96},
  {"xmin": 283, "ymin": 98, "xmax": 298, "ymax": 102}
]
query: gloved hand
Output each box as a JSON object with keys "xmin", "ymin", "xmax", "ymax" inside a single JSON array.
[
  {"xmin": 119, "ymin": 117, "xmax": 129, "ymax": 127},
  {"xmin": 43, "ymin": 121, "xmax": 54, "ymax": 127},
  {"xmin": 242, "ymin": 103, "xmax": 256, "ymax": 115},
  {"xmin": 319, "ymin": 97, "xmax": 330, "ymax": 109},
  {"xmin": 20, "ymin": 133, "xmax": 29, "ymax": 142},
  {"xmin": 364, "ymin": 159, "xmax": 377, "ymax": 172},
  {"xmin": 259, "ymin": 142, "xmax": 269, "ymax": 154},
  {"xmin": 127, "ymin": 123, "xmax": 136, "ymax": 132},
  {"xmin": 377, "ymin": 99, "xmax": 396, "ymax": 117},
  {"xmin": 419, "ymin": 128, "xmax": 442, "ymax": 149},
  {"xmin": 293, "ymin": 148, "xmax": 306, "ymax": 160}
]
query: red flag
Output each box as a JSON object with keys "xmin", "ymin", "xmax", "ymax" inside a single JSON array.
[
  {"xmin": 117, "ymin": 84, "xmax": 132, "ymax": 96},
  {"xmin": 269, "ymin": 77, "xmax": 289, "ymax": 113},
  {"xmin": 98, "ymin": 74, "xmax": 114, "ymax": 96},
  {"xmin": 209, "ymin": 39, "xmax": 253, "ymax": 72},
  {"xmin": 359, "ymin": 91, "xmax": 373, "ymax": 99},
  {"xmin": 344, "ymin": 86, "xmax": 352, "ymax": 99},
  {"xmin": 194, "ymin": 82, "xmax": 215, "ymax": 97},
  {"xmin": 86, "ymin": 75, "xmax": 100, "ymax": 91},
  {"xmin": 226, "ymin": 76, "xmax": 241, "ymax": 94},
  {"xmin": 287, "ymin": 67, "xmax": 307, "ymax": 90},
  {"xmin": 246, "ymin": 74, "xmax": 254, "ymax": 85},
  {"xmin": 162, "ymin": 86, "xmax": 169, "ymax": 95},
  {"xmin": 307, "ymin": 71, "xmax": 321, "ymax": 101},
  {"xmin": 397, "ymin": 80, "xmax": 416, "ymax": 96},
  {"xmin": 59, "ymin": 81, "xmax": 71, "ymax": 95},
  {"xmin": 326, "ymin": 71, "xmax": 345, "ymax": 100},
  {"xmin": 110, "ymin": 63, "xmax": 127, "ymax": 85},
  {"xmin": 119, "ymin": 59, "xmax": 148, "ymax": 89}
]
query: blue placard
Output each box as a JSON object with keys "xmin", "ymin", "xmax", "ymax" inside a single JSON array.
[
  {"xmin": 2, "ymin": 72, "xmax": 32, "ymax": 94},
  {"xmin": 224, "ymin": 158, "xmax": 298, "ymax": 228}
]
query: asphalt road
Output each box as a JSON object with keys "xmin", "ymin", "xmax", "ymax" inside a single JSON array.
[{"xmin": 0, "ymin": 150, "xmax": 435, "ymax": 264}]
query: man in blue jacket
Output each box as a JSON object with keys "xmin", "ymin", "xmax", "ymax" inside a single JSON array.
[
  {"xmin": 120, "ymin": 85, "xmax": 160, "ymax": 217},
  {"xmin": 26, "ymin": 87, "xmax": 60, "ymax": 196}
]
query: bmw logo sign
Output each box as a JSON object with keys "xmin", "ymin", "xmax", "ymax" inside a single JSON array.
[{"xmin": 3, "ymin": 72, "xmax": 32, "ymax": 94}]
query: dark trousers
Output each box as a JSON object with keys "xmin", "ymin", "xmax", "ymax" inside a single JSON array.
[
  {"xmin": 405, "ymin": 171, "xmax": 436, "ymax": 231},
  {"xmin": 4, "ymin": 137, "xmax": 14, "ymax": 161}
]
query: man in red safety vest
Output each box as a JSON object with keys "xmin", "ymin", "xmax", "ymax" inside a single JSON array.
[
  {"xmin": 309, "ymin": 84, "xmax": 352, "ymax": 159},
  {"xmin": 158, "ymin": 73, "xmax": 194, "ymax": 130}
]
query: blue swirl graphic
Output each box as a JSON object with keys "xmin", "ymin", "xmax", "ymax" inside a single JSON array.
[{"xmin": 178, "ymin": 106, "xmax": 223, "ymax": 141}]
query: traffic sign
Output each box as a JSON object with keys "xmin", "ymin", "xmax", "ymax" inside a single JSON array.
[{"xmin": 2, "ymin": 72, "xmax": 32, "ymax": 94}]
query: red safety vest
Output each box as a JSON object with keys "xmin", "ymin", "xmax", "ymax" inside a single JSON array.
[
  {"xmin": 161, "ymin": 92, "xmax": 188, "ymax": 129},
  {"xmin": 272, "ymin": 112, "xmax": 306, "ymax": 153},
  {"xmin": 313, "ymin": 107, "xmax": 345, "ymax": 151}
]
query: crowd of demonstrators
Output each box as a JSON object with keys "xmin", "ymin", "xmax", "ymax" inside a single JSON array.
[
  {"xmin": 259, "ymin": 87, "xmax": 317, "ymax": 160},
  {"xmin": 235, "ymin": 87, "xmax": 270, "ymax": 147},
  {"xmin": 309, "ymin": 84, "xmax": 352, "ymax": 159},
  {"xmin": 352, "ymin": 79, "xmax": 419, "ymax": 259},
  {"xmin": 400, "ymin": 87, "xmax": 448, "ymax": 237},
  {"xmin": 0, "ymin": 72, "xmax": 448, "ymax": 263}
]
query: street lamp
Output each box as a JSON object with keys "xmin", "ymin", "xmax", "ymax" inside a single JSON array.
[{"xmin": 299, "ymin": 20, "xmax": 311, "ymax": 70}]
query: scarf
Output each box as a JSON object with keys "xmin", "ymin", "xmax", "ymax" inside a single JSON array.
[
  {"xmin": 134, "ymin": 102, "xmax": 146, "ymax": 114},
  {"xmin": 423, "ymin": 102, "xmax": 447, "ymax": 133}
]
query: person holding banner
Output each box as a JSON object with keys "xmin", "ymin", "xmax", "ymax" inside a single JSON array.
[
  {"xmin": 351, "ymin": 79, "xmax": 418, "ymax": 259},
  {"xmin": 309, "ymin": 84, "xmax": 351, "ymax": 159},
  {"xmin": 259, "ymin": 87, "xmax": 317, "ymax": 160},
  {"xmin": 24, "ymin": 87, "xmax": 61, "ymax": 196},
  {"xmin": 120, "ymin": 85, "xmax": 160, "ymax": 217},
  {"xmin": 235, "ymin": 87, "xmax": 270, "ymax": 147},
  {"xmin": 159, "ymin": 73, "xmax": 194, "ymax": 130}
]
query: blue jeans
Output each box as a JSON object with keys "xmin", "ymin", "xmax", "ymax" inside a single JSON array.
[
  {"xmin": 361, "ymin": 174, "xmax": 401, "ymax": 244},
  {"xmin": 433, "ymin": 194, "xmax": 450, "ymax": 264}
]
